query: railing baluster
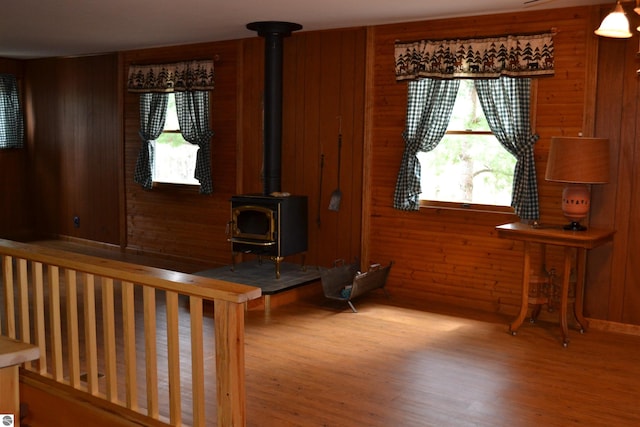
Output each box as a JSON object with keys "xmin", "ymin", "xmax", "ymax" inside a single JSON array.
[
  {"xmin": 122, "ymin": 280, "xmax": 138, "ymax": 410},
  {"xmin": 48, "ymin": 265, "xmax": 63, "ymax": 381},
  {"xmin": 166, "ymin": 291, "xmax": 181, "ymax": 425},
  {"xmin": 2, "ymin": 255, "xmax": 16, "ymax": 338},
  {"xmin": 102, "ymin": 277, "xmax": 118, "ymax": 403},
  {"xmin": 66, "ymin": 269, "xmax": 81, "ymax": 388},
  {"xmin": 190, "ymin": 296, "xmax": 205, "ymax": 427},
  {"xmin": 143, "ymin": 286, "xmax": 159, "ymax": 418},
  {"xmin": 214, "ymin": 299, "xmax": 247, "ymax": 427},
  {"xmin": 83, "ymin": 273, "xmax": 99, "ymax": 395},
  {"xmin": 17, "ymin": 259, "xmax": 31, "ymax": 369},
  {"xmin": 32, "ymin": 261, "xmax": 47, "ymax": 374}
]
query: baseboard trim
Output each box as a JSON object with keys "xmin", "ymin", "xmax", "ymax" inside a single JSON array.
[{"xmin": 586, "ymin": 318, "xmax": 640, "ymax": 336}]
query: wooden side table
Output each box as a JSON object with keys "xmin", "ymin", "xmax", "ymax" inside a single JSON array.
[
  {"xmin": 496, "ymin": 222, "xmax": 614, "ymax": 347},
  {"xmin": 0, "ymin": 336, "xmax": 40, "ymax": 426}
]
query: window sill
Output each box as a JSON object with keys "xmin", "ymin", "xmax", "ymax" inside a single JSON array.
[
  {"xmin": 419, "ymin": 200, "xmax": 516, "ymax": 215},
  {"xmin": 152, "ymin": 182, "xmax": 201, "ymax": 192}
]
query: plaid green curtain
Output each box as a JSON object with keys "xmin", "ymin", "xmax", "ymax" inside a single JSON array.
[
  {"xmin": 474, "ymin": 78, "xmax": 539, "ymax": 220},
  {"xmin": 0, "ymin": 74, "xmax": 24, "ymax": 149},
  {"xmin": 175, "ymin": 91, "xmax": 214, "ymax": 194},
  {"xmin": 134, "ymin": 93, "xmax": 168, "ymax": 189},
  {"xmin": 393, "ymin": 79, "xmax": 460, "ymax": 210}
]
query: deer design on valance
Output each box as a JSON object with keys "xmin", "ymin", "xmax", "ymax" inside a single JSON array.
[{"xmin": 395, "ymin": 32, "xmax": 554, "ymax": 81}]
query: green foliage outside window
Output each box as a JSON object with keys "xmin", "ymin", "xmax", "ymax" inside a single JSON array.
[{"xmin": 419, "ymin": 80, "xmax": 516, "ymax": 206}]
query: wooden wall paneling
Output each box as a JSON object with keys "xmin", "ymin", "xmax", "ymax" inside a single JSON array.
[
  {"xmin": 240, "ymin": 37, "xmax": 264, "ymax": 195},
  {"xmin": 588, "ymin": 33, "xmax": 628, "ymax": 321},
  {"xmin": 340, "ymin": 29, "xmax": 365, "ymax": 268},
  {"xmin": 26, "ymin": 58, "xmax": 63, "ymax": 237},
  {"xmin": 284, "ymin": 32, "xmax": 321, "ymax": 265},
  {"xmin": 318, "ymin": 30, "xmax": 345, "ymax": 266},
  {"xmin": 365, "ymin": 7, "xmax": 594, "ymax": 317},
  {"xmin": 24, "ymin": 55, "xmax": 120, "ymax": 244},
  {"xmin": 618, "ymin": 21, "xmax": 640, "ymax": 324},
  {"xmin": 281, "ymin": 34, "xmax": 308, "ymax": 199},
  {"xmin": 279, "ymin": 28, "xmax": 366, "ymax": 269},
  {"xmin": 623, "ymin": 78, "xmax": 640, "ymax": 323},
  {"xmin": 0, "ymin": 58, "xmax": 31, "ymax": 239},
  {"xmin": 361, "ymin": 27, "xmax": 376, "ymax": 270},
  {"xmin": 122, "ymin": 41, "xmax": 239, "ymax": 267}
]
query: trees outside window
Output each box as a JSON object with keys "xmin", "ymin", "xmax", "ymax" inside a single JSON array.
[
  {"xmin": 418, "ymin": 80, "xmax": 516, "ymax": 206},
  {"xmin": 153, "ymin": 93, "xmax": 199, "ymax": 186}
]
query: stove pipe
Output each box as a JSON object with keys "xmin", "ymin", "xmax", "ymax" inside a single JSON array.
[{"xmin": 246, "ymin": 21, "xmax": 302, "ymax": 196}]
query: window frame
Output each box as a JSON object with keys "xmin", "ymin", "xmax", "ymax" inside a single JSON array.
[
  {"xmin": 417, "ymin": 79, "xmax": 538, "ymax": 214},
  {"xmin": 151, "ymin": 93, "xmax": 200, "ymax": 189}
]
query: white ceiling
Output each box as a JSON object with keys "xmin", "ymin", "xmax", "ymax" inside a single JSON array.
[{"xmin": 1, "ymin": 0, "xmax": 605, "ymax": 59}]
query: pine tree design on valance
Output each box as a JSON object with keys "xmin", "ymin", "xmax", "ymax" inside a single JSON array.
[
  {"xmin": 395, "ymin": 32, "xmax": 554, "ymax": 81},
  {"xmin": 127, "ymin": 60, "xmax": 215, "ymax": 92}
]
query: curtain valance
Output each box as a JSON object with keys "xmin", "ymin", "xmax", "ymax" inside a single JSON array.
[
  {"xmin": 127, "ymin": 60, "xmax": 215, "ymax": 92},
  {"xmin": 395, "ymin": 32, "xmax": 554, "ymax": 81}
]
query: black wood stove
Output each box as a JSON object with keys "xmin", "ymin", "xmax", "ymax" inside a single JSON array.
[
  {"xmin": 228, "ymin": 194, "xmax": 307, "ymax": 278},
  {"xmin": 228, "ymin": 21, "xmax": 307, "ymax": 278}
]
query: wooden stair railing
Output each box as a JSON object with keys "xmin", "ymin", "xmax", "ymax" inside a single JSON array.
[{"xmin": 0, "ymin": 239, "xmax": 261, "ymax": 426}]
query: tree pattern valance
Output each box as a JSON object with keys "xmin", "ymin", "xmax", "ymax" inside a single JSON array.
[
  {"xmin": 395, "ymin": 32, "xmax": 554, "ymax": 81},
  {"xmin": 127, "ymin": 60, "xmax": 215, "ymax": 92}
]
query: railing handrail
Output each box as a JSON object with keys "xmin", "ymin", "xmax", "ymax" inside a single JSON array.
[
  {"xmin": 1, "ymin": 238, "xmax": 261, "ymax": 425},
  {"xmin": 0, "ymin": 239, "xmax": 261, "ymax": 303}
]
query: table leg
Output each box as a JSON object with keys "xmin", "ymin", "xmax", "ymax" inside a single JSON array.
[
  {"xmin": 574, "ymin": 248, "xmax": 589, "ymax": 332},
  {"xmin": 510, "ymin": 241, "xmax": 532, "ymax": 335},
  {"xmin": 560, "ymin": 246, "xmax": 572, "ymax": 347}
]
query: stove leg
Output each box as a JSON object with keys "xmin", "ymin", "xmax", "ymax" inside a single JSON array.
[{"xmin": 274, "ymin": 257, "xmax": 283, "ymax": 279}]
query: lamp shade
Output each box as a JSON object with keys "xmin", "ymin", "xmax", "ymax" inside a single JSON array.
[
  {"xmin": 594, "ymin": 1, "xmax": 633, "ymax": 38},
  {"xmin": 545, "ymin": 137, "xmax": 610, "ymax": 184}
]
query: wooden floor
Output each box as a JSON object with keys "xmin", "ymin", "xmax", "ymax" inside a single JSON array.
[{"xmin": 24, "ymin": 241, "xmax": 640, "ymax": 426}]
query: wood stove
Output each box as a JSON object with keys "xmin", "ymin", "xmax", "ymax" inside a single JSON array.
[
  {"xmin": 227, "ymin": 21, "xmax": 306, "ymax": 279},
  {"xmin": 228, "ymin": 194, "xmax": 307, "ymax": 278}
]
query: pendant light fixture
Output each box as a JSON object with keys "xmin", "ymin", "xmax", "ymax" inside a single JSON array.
[
  {"xmin": 594, "ymin": 0, "xmax": 640, "ymax": 39},
  {"xmin": 594, "ymin": 1, "xmax": 633, "ymax": 38}
]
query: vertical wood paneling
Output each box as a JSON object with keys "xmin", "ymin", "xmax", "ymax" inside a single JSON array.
[
  {"xmin": 590, "ymin": 8, "xmax": 640, "ymax": 324},
  {"xmin": 25, "ymin": 55, "xmax": 120, "ymax": 244},
  {"xmin": 243, "ymin": 28, "xmax": 367, "ymax": 267}
]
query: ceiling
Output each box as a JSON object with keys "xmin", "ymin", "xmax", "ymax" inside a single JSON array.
[{"xmin": 1, "ymin": 0, "xmax": 605, "ymax": 59}]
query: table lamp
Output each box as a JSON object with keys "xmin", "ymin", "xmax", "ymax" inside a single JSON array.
[{"xmin": 545, "ymin": 136, "xmax": 610, "ymax": 231}]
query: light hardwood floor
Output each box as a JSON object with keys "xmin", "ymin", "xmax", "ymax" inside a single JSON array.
[
  {"xmin": 24, "ymin": 241, "xmax": 640, "ymax": 426},
  {"xmin": 243, "ymin": 295, "xmax": 640, "ymax": 427}
]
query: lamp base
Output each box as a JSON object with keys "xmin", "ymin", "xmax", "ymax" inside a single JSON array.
[{"xmin": 563, "ymin": 221, "xmax": 587, "ymax": 231}]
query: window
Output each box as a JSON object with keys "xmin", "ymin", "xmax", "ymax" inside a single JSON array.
[
  {"xmin": 153, "ymin": 93, "xmax": 199, "ymax": 186},
  {"xmin": 0, "ymin": 74, "xmax": 24, "ymax": 149},
  {"xmin": 417, "ymin": 80, "xmax": 516, "ymax": 207}
]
